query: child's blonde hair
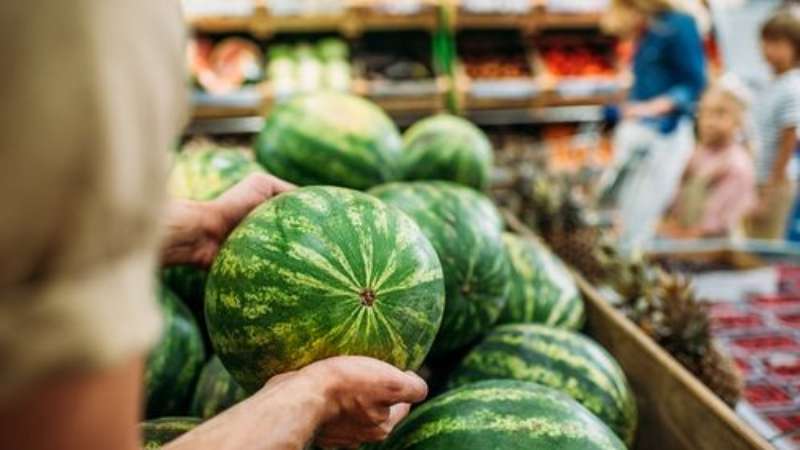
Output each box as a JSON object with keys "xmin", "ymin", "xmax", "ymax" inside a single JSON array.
[{"xmin": 700, "ymin": 75, "xmax": 753, "ymax": 151}]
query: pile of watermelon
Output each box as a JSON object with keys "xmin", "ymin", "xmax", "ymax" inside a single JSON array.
[{"xmin": 143, "ymin": 93, "xmax": 638, "ymax": 449}]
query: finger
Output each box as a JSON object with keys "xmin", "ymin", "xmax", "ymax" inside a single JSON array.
[
  {"xmin": 316, "ymin": 433, "xmax": 366, "ymax": 449},
  {"xmin": 378, "ymin": 371, "xmax": 428, "ymax": 406},
  {"xmin": 318, "ymin": 426, "xmax": 390, "ymax": 447},
  {"xmin": 385, "ymin": 402, "xmax": 411, "ymax": 429},
  {"xmin": 264, "ymin": 174, "xmax": 296, "ymax": 194}
]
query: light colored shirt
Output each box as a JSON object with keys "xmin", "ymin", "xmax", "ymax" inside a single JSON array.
[
  {"xmin": 753, "ymin": 68, "xmax": 800, "ymax": 182},
  {"xmin": 0, "ymin": 0, "xmax": 187, "ymax": 401},
  {"xmin": 671, "ymin": 143, "xmax": 756, "ymax": 236}
]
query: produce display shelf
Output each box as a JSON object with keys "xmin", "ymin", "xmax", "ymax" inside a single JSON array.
[
  {"xmin": 186, "ymin": 2, "xmax": 602, "ymax": 36},
  {"xmin": 190, "ymin": 83, "xmax": 615, "ymax": 120},
  {"xmin": 188, "ymin": 97, "xmax": 609, "ymax": 135},
  {"xmin": 505, "ymin": 212, "xmax": 773, "ymax": 450}
]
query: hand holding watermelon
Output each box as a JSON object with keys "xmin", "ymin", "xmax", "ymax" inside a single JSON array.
[
  {"xmin": 298, "ymin": 356, "xmax": 428, "ymax": 449},
  {"xmin": 162, "ymin": 356, "xmax": 427, "ymax": 450},
  {"xmin": 161, "ymin": 173, "xmax": 295, "ymax": 268}
]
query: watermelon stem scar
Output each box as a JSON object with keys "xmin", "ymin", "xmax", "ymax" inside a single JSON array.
[{"xmin": 360, "ymin": 289, "xmax": 377, "ymax": 307}]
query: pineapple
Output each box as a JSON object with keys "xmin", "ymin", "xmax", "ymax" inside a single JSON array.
[{"xmin": 617, "ymin": 270, "xmax": 743, "ymax": 406}]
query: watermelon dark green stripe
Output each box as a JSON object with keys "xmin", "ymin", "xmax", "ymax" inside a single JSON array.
[
  {"xmin": 141, "ymin": 417, "xmax": 201, "ymax": 449},
  {"xmin": 375, "ymin": 380, "xmax": 625, "ymax": 450},
  {"xmin": 256, "ymin": 92, "xmax": 403, "ymax": 189},
  {"xmin": 145, "ymin": 286, "xmax": 206, "ymax": 419},
  {"xmin": 401, "ymin": 114, "xmax": 493, "ymax": 190},
  {"xmin": 449, "ymin": 324, "xmax": 637, "ymax": 446},
  {"xmin": 370, "ymin": 181, "xmax": 509, "ymax": 356},
  {"xmin": 206, "ymin": 186, "xmax": 445, "ymax": 392},
  {"xmin": 498, "ymin": 233, "xmax": 585, "ymax": 330}
]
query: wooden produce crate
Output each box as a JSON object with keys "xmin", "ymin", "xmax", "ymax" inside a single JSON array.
[
  {"xmin": 646, "ymin": 239, "xmax": 800, "ymax": 271},
  {"xmin": 506, "ymin": 214, "xmax": 773, "ymax": 450}
]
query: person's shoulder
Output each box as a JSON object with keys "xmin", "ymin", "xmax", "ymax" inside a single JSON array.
[
  {"xmin": 660, "ymin": 11, "xmax": 696, "ymax": 28},
  {"xmin": 783, "ymin": 69, "xmax": 800, "ymax": 88}
]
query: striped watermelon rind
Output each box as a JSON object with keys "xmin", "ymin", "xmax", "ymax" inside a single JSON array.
[
  {"xmin": 448, "ymin": 324, "xmax": 638, "ymax": 446},
  {"xmin": 255, "ymin": 92, "xmax": 403, "ymax": 190},
  {"xmin": 168, "ymin": 145, "xmax": 264, "ymax": 201},
  {"xmin": 206, "ymin": 186, "xmax": 445, "ymax": 392},
  {"xmin": 145, "ymin": 286, "xmax": 206, "ymax": 418},
  {"xmin": 375, "ymin": 379, "xmax": 626, "ymax": 450},
  {"xmin": 141, "ymin": 417, "xmax": 202, "ymax": 449},
  {"xmin": 189, "ymin": 355, "xmax": 249, "ymax": 419},
  {"xmin": 498, "ymin": 233, "xmax": 585, "ymax": 330},
  {"xmin": 401, "ymin": 114, "xmax": 493, "ymax": 191},
  {"xmin": 370, "ymin": 181, "xmax": 510, "ymax": 356}
]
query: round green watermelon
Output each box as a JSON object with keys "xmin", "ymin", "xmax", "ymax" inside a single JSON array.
[
  {"xmin": 374, "ymin": 379, "xmax": 626, "ymax": 450},
  {"xmin": 448, "ymin": 324, "xmax": 638, "ymax": 446},
  {"xmin": 168, "ymin": 145, "xmax": 264, "ymax": 201},
  {"xmin": 190, "ymin": 356, "xmax": 249, "ymax": 419},
  {"xmin": 370, "ymin": 181, "xmax": 510, "ymax": 356},
  {"xmin": 401, "ymin": 114, "xmax": 493, "ymax": 190},
  {"xmin": 497, "ymin": 233, "xmax": 585, "ymax": 329},
  {"xmin": 205, "ymin": 186, "xmax": 445, "ymax": 392},
  {"xmin": 141, "ymin": 417, "xmax": 201, "ymax": 449},
  {"xmin": 145, "ymin": 286, "xmax": 206, "ymax": 418},
  {"xmin": 255, "ymin": 92, "xmax": 403, "ymax": 190}
]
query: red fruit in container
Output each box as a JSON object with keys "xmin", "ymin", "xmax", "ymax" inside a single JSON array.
[{"xmin": 744, "ymin": 383, "xmax": 793, "ymax": 407}]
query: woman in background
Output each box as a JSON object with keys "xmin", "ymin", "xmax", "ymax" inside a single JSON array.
[{"xmin": 601, "ymin": 0, "xmax": 708, "ymax": 249}]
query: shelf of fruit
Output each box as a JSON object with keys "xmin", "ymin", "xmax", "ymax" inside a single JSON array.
[
  {"xmin": 187, "ymin": 36, "xmax": 626, "ymax": 126},
  {"xmin": 182, "ymin": 0, "xmax": 604, "ymax": 36}
]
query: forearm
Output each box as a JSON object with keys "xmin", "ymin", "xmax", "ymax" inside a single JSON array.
[
  {"xmin": 623, "ymin": 96, "xmax": 676, "ymax": 119},
  {"xmin": 164, "ymin": 375, "xmax": 330, "ymax": 450},
  {"xmin": 770, "ymin": 128, "xmax": 798, "ymax": 182}
]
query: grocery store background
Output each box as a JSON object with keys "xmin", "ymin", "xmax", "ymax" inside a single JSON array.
[{"xmin": 181, "ymin": 3, "xmax": 800, "ymax": 447}]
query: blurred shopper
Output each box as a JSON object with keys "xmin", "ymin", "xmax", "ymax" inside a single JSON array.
[
  {"xmin": 0, "ymin": 2, "xmax": 424, "ymax": 450},
  {"xmin": 746, "ymin": 6, "xmax": 800, "ymax": 240},
  {"xmin": 660, "ymin": 83, "xmax": 756, "ymax": 239},
  {"xmin": 601, "ymin": 0, "xmax": 708, "ymax": 249}
]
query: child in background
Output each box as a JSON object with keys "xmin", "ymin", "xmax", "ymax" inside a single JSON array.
[
  {"xmin": 661, "ymin": 84, "xmax": 756, "ymax": 239},
  {"xmin": 747, "ymin": 7, "xmax": 800, "ymax": 239}
]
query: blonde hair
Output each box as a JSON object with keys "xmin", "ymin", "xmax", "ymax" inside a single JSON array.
[
  {"xmin": 700, "ymin": 77, "xmax": 753, "ymax": 152},
  {"xmin": 602, "ymin": 0, "xmax": 710, "ymax": 36}
]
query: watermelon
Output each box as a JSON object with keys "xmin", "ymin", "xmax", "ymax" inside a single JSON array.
[
  {"xmin": 497, "ymin": 233, "xmax": 585, "ymax": 329},
  {"xmin": 255, "ymin": 92, "xmax": 403, "ymax": 190},
  {"xmin": 373, "ymin": 379, "xmax": 626, "ymax": 450},
  {"xmin": 168, "ymin": 145, "xmax": 264, "ymax": 201},
  {"xmin": 401, "ymin": 114, "xmax": 493, "ymax": 190},
  {"xmin": 141, "ymin": 417, "xmax": 201, "ymax": 449},
  {"xmin": 205, "ymin": 186, "xmax": 445, "ymax": 392},
  {"xmin": 370, "ymin": 181, "xmax": 510, "ymax": 356},
  {"xmin": 448, "ymin": 324, "xmax": 638, "ymax": 446},
  {"xmin": 190, "ymin": 356, "xmax": 249, "ymax": 419},
  {"xmin": 145, "ymin": 286, "xmax": 206, "ymax": 418}
]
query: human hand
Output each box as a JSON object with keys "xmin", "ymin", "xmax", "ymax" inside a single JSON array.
[
  {"xmin": 297, "ymin": 356, "xmax": 428, "ymax": 449},
  {"xmin": 622, "ymin": 98, "xmax": 675, "ymax": 119},
  {"xmin": 161, "ymin": 173, "xmax": 295, "ymax": 268},
  {"xmin": 162, "ymin": 357, "xmax": 426, "ymax": 450}
]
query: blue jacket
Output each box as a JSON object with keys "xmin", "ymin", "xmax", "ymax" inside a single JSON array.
[{"xmin": 609, "ymin": 11, "xmax": 707, "ymax": 134}]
